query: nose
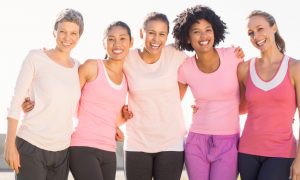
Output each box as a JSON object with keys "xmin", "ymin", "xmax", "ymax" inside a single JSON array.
[
  {"xmin": 153, "ymin": 33, "xmax": 159, "ymax": 41},
  {"xmin": 64, "ymin": 33, "xmax": 71, "ymax": 40}
]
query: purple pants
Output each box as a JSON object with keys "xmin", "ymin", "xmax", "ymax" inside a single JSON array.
[{"xmin": 185, "ymin": 132, "xmax": 239, "ymax": 180}]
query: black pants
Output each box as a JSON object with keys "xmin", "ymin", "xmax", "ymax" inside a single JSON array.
[
  {"xmin": 69, "ymin": 146, "xmax": 116, "ymax": 180},
  {"xmin": 238, "ymin": 152, "xmax": 294, "ymax": 180},
  {"xmin": 125, "ymin": 151, "xmax": 184, "ymax": 180},
  {"xmin": 16, "ymin": 137, "xmax": 69, "ymax": 180}
]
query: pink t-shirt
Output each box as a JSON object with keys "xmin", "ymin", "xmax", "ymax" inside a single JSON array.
[
  {"xmin": 124, "ymin": 45, "xmax": 187, "ymax": 153},
  {"xmin": 239, "ymin": 56, "xmax": 296, "ymax": 158},
  {"xmin": 178, "ymin": 48, "xmax": 242, "ymax": 135},
  {"xmin": 71, "ymin": 60, "xmax": 127, "ymax": 152}
]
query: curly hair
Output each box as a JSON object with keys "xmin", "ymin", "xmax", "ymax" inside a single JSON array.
[{"xmin": 172, "ymin": 5, "xmax": 227, "ymax": 51}]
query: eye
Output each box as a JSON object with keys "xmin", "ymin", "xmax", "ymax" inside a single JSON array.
[
  {"xmin": 108, "ymin": 38, "xmax": 114, "ymax": 41},
  {"xmin": 257, "ymin": 27, "xmax": 263, "ymax": 31},
  {"xmin": 248, "ymin": 31, "xmax": 254, "ymax": 37},
  {"xmin": 159, "ymin": 33, "xmax": 166, "ymax": 36}
]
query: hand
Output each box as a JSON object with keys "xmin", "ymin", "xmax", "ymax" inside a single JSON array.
[
  {"xmin": 232, "ymin": 45, "xmax": 245, "ymax": 59},
  {"xmin": 4, "ymin": 141, "xmax": 20, "ymax": 174},
  {"xmin": 191, "ymin": 105, "xmax": 199, "ymax": 114},
  {"xmin": 122, "ymin": 105, "xmax": 133, "ymax": 120},
  {"xmin": 115, "ymin": 127, "xmax": 124, "ymax": 142},
  {"xmin": 22, "ymin": 97, "xmax": 35, "ymax": 113},
  {"xmin": 290, "ymin": 157, "xmax": 300, "ymax": 180}
]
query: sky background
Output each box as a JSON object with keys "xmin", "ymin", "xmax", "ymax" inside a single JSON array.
[{"xmin": 1, "ymin": 0, "xmax": 299, "ymax": 135}]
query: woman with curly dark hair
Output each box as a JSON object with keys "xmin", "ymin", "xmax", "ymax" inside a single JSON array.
[{"xmin": 173, "ymin": 5, "xmax": 245, "ymax": 180}]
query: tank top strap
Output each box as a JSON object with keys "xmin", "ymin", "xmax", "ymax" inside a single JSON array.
[{"xmin": 249, "ymin": 55, "xmax": 289, "ymax": 91}]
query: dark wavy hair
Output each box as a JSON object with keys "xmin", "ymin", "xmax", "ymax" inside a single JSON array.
[
  {"xmin": 248, "ymin": 10, "xmax": 285, "ymax": 53},
  {"xmin": 172, "ymin": 5, "xmax": 227, "ymax": 51}
]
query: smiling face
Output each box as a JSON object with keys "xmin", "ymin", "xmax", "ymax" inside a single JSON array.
[
  {"xmin": 54, "ymin": 21, "xmax": 80, "ymax": 53},
  {"xmin": 140, "ymin": 20, "xmax": 168, "ymax": 57},
  {"xmin": 247, "ymin": 15, "xmax": 277, "ymax": 52},
  {"xmin": 188, "ymin": 19, "xmax": 215, "ymax": 54},
  {"xmin": 104, "ymin": 25, "xmax": 132, "ymax": 61}
]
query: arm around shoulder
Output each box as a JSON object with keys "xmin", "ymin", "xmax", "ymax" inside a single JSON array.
[{"xmin": 237, "ymin": 61, "xmax": 249, "ymax": 114}]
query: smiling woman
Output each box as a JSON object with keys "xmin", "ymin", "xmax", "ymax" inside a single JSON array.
[
  {"xmin": 1, "ymin": 1, "xmax": 300, "ymax": 180},
  {"xmin": 4, "ymin": 8, "xmax": 83, "ymax": 180}
]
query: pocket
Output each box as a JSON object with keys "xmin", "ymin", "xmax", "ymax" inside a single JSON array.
[
  {"xmin": 16, "ymin": 137, "xmax": 26, "ymax": 151},
  {"xmin": 16, "ymin": 138, "xmax": 39, "ymax": 156}
]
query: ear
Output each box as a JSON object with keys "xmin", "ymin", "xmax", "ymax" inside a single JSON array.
[
  {"xmin": 140, "ymin": 28, "xmax": 144, "ymax": 39},
  {"xmin": 272, "ymin": 23, "xmax": 278, "ymax": 34}
]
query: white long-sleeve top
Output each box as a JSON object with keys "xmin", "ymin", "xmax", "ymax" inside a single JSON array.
[{"xmin": 7, "ymin": 49, "xmax": 81, "ymax": 151}]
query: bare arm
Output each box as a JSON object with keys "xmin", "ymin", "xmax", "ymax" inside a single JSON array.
[
  {"xmin": 178, "ymin": 82, "xmax": 188, "ymax": 100},
  {"xmin": 78, "ymin": 60, "xmax": 98, "ymax": 89},
  {"xmin": 237, "ymin": 62, "xmax": 248, "ymax": 114},
  {"xmin": 290, "ymin": 60, "xmax": 300, "ymax": 180},
  {"xmin": 4, "ymin": 118, "xmax": 20, "ymax": 173}
]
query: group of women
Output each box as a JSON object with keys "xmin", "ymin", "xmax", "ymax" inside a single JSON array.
[{"xmin": 4, "ymin": 4, "xmax": 300, "ymax": 180}]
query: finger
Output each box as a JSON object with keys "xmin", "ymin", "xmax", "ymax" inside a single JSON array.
[
  {"xmin": 234, "ymin": 47, "xmax": 241, "ymax": 53},
  {"xmin": 24, "ymin": 97, "xmax": 30, "ymax": 101}
]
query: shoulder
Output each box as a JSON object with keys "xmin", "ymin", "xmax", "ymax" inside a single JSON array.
[
  {"xmin": 126, "ymin": 48, "xmax": 139, "ymax": 62},
  {"xmin": 237, "ymin": 59, "xmax": 250, "ymax": 81},
  {"xmin": 20, "ymin": 49, "xmax": 47, "ymax": 67},
  {"xmin": 217, "ymin": 47, "xmax": 243, "ymax": 62},
  {"xmin": 217, "ymin": 47, "xmax": 235, "ymax": 55},
  {"xmin": 179, "ymin": 56, "xmax": 194, "ymax": 69},
  {"xmin": 238, "ymin": 60, "xmax": 250, "ymax": 72},
  {"xmin": 165, "ymin": 44, "xmax": 186, "ymax": 56},
  {"xmin": 26, "ymin": 49, "xmax": 44, "ymax": 60},
  {"xmin": 289, "ymin": 58, "xmax": 300, "ymax": 76},
  {"xmin": 79, "ymin": 59, "xmax": 98, "ymax": 73}
]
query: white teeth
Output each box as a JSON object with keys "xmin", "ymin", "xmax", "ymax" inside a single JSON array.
[
  {"xmin": 63, "ymin": 42, "xmax": 71, "ymax": 46},
  {"xmin": 256, "ymin": 39, "xmax": 266, "ymax": 46},
  {"xmin": 151, "ymin": 43, "xmax": 160, "ymax": 48},
  {"xmin": 113, "ymin": 49, "xmax": 123, "ymax": 54},
  {"xmin": 200, "ymin": 41, "xmax": 209, "ymax": 45}
]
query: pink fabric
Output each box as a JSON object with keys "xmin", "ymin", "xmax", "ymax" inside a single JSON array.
[
  {"xmin": 8, "ymin": 50, "xmax": 81, "ymax": 151},
  {"xmin": 185, "ymin": 132, "xmax": 239, "ymax": 180},
  {"xmin": 124, "ymin": 45, "xmax": 187, "ymax": 152},
  {"xmin": 71, "ymin": 60, "xmax": 127, "ymax": 152},
  {"xmin": 239, "ymin": 58, "xmax": 297, "ymax": 158},
  {"xmin": 178, "ymin": 48, "xmax": 242, "ymax": 135}
]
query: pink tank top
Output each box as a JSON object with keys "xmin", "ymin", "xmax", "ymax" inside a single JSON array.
[
  {"xmin": 71, "ymin": 60, "xmax": 127, "ymax": 152},
  {"xmin": 239, "ymin": 56, "xmax": 297, "ymax": 158}
]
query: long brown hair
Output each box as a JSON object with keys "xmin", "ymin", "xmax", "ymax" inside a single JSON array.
[{"xmin": 248, "ymin": 10, "xmax": 285, "ymax": 53}]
